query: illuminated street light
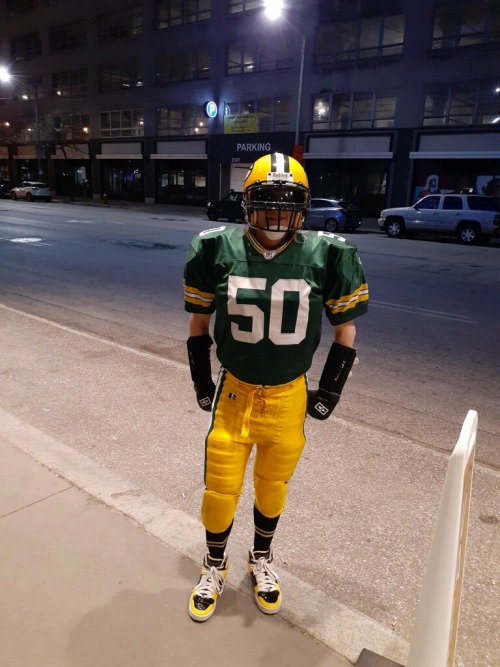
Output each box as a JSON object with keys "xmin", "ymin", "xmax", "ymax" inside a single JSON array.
[
  {"xmin": 0, "ymin": 66, "xmax": 43, "ymax": 179},
  {"xmin": 264, "ymin": 1, "xmax": 306, "ymax": 156},
  {"xmin": 263, "ymin": 0, "xmax": 284, "ymax": 21}
]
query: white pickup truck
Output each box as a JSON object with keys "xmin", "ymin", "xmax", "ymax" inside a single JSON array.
[{"xmin": 378, "ymin": 194, "xmax": 500, "ymax": 244}]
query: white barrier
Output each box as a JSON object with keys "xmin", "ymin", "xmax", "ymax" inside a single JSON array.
[{"xmin": 407, "ymin": 410, "xmax": 478, "ymax": 667}]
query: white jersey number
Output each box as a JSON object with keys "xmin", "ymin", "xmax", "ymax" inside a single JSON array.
[{"xmin": 227, "ymin": 276, "xmax": 310, "ymax": 345}]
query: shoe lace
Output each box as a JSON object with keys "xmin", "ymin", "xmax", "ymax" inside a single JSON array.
[
  {"xmin": 194, "ymin": 565, "xmax": 225, "ymax": 599},
  {"xmin": 253, "ymin": 557, "xmax": 280, "ymax": 592}
]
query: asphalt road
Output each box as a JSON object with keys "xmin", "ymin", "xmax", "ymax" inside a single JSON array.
[
  {"xmin": 0, "ymin": 199, "xmax": 499, "ymax": 666},
  {"xmin": 0, "ymin": 199, "xmax": 498, "ymax": 468}
]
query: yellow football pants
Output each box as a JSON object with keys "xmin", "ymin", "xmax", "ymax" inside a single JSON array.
[{"xmin": 201, "ymin": 369, "xmax": 308, "ymax": 534}]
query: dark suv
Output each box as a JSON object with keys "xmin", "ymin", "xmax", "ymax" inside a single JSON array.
[
  {"xmin": 206, "ymin": 191, "xmax": 244, "ymax": 222},
  {"xmin": 0, "ymin": 179, "xmax": 12, "ymax": 198}
]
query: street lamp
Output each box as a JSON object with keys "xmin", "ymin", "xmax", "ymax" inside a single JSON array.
[
  {"xmin": 263, "ymin": 1, "xmax": 306, "ymax": 154},
  {"xmin": 0, "ymin": 65, "xmax": 43, "ymax": 179}
]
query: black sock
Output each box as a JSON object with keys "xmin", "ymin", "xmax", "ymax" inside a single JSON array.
[
  {"xmin": 206, "ymin": 521, "xmax": 233, "ymax": 562},
  {"xmin": 253, "ymin": 505, "xmax": 280, "ymax": 555}
]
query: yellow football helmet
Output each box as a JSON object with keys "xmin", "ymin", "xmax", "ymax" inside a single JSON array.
[{"xmin": 242, "ymin": 153, "xmax": 310, "ymax": 233}]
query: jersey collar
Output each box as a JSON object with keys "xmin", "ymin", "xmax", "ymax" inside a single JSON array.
[{"xmin": 244, "ymin": 228, "xmax": 295, "ymax": 260}]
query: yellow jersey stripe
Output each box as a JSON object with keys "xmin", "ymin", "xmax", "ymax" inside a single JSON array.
[
  {"xmin": 184, "ymin": 295, "xmax": 213, "ymax": 309},
  {"xmin": 326, "ymin": 283, "xmax": 369, "ymax": 314},
  {"xmin": 183, "ymin": 281, "xmax": 214, "ymax": 305}
]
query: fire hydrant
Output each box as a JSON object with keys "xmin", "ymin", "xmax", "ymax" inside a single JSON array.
[{"xmin": 101, "ymin": 193, "xmax": 108, "ymax": 204}]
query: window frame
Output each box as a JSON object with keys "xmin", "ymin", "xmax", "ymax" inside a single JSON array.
[
  {"xmin": 100, "ymin": 109, "xmax": 144, "ymax": 137},
  {"xmin": 312, "ymin": 91, "xmax": 396, "ymax": 130}
]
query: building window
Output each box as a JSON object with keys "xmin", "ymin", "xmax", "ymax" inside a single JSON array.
[
  {"xmin": 257, "ymin": 98, "xmax": 291, "ymax": 131},
  {"xmin": 156, "ymin": 105, "xmax": 208, "ymax": 136},
  {"xmin": 99, "ymin": 64, "xmax": 144, "ymax": 92},
  {"xmin": 156, "ymin": 48, "xmax": 210, "ymax": 84},
  {"xmin": 227, "ymin": 40, "xmax": 293, "ymax": 75},
  {"xmin": 51, "ymin": 69, "xmax": 88, "ymax": 98},
  {"xmin": 156, "ymin": 0, "xmax": 211, "ymax": 28},
  {"xmin": 49, "ymin": 20, "xmax": 87, "ymax": 53},
  {"xmin": 316, "ymin": 14, "xmax": 404, "ymax": 64},
  {"xmin": 97, "ymin": 7, "xmax": 143, "ymax": 42},
  {"xmin": 12, "ymin": 76, "xmax": 43, "ymax": 101},
  {"xmin": 423, "ymin": 81, "xmax": 500, "ymax": 126},
  {"xmin": 225, "ymin": 98, "xmax": 291, "ymax": 131},
  {"xmin": 100, "ymin": 109, "xmax": 144, "ymax": 137},
  {"xmin": 7, "ymin": 0, "xmax": 40, "ymax": 14},
  {"xmin": 69, "ymin": 114, "xmax": 90, "ymax": 139},
  {"xmin": 10, "ymin": 32, "xmax": 42, "ymax": 60},
  {"xmin": 312, "ymin": 91, "xmax": 396, "ymax": 130},
  {"xmin": 228, "ymin": 0, "xmax": 261, "ymax": 14},
  {"xmin": 432, "ymin": 0, "xmax": 500, "ymax": 50},
  {"xmin": 53, "ymin": 113, "xmax": 90, "ymax": 140}
]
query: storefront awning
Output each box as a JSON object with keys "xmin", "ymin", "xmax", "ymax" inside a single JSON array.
[
  {"xmin": 410, "ymin": 151, "xmax": 500, "ymax": 159},
  {"xmin": 150, "ymin": 154, "xmax": 207, "ymax": 159}
]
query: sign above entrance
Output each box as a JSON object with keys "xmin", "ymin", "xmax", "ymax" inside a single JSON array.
[
  {"xmin": 224, "ymin": 113, "xmax": 259, "ymax": 134},
  {"xmin": 203, "ymin": 101, "xmax": 218, "ymax": 118},
  {"xmin": 209, "ymin": 132, "xmax": 294, "ymax": 164}
]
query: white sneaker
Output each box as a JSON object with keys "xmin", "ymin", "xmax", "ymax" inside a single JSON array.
[
  {"xmin": 248, "ymin": 548, "xmax": 281, "ymax": 614},
  {"xmin": 188, "ymin": 553, "xmax": 228, "ymax": 622}
]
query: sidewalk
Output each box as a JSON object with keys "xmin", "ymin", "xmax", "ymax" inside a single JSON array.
[
  {"xmin": 0, "ymin": 304, "xmax": 410, "ymax": 667},
  {"xmin": 0, "ymin": 434, "xmax": 353, "ymax": 667}
]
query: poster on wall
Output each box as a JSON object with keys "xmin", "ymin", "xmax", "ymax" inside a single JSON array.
[
  {"xmin": 475, "ymin": 175, "xmax": 500, "ymax": 197},
  {"xmin": 413, "ymin": 173, "xmax": 454, "ymax": 203},
  {"xmin": 413, "ymin": 170, "xmax": 500, "ymax": 202}
]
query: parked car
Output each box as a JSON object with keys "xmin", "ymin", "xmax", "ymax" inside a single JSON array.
[
  {"xmin": 378, "ymin": 194, "xmax": 500, "ymax": 245},
  {"xmin": 0, "ymin": 179, "xmax": 12, "ymax": 198},
  {"xmin": 206, "ymin": 191, "xmax": 244, "ymax": 222},
  {"xmin": 305, "ymin": 198, "xmax": 362, "ymax": 232},
  {"xmin": 11, "ymin": 181, "xmax": 52, "ymax": 202}
]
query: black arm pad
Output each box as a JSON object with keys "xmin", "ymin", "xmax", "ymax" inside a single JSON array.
[
  {"xmin": 318, "ymin": 341, "xmax": 357, "ymax": 395},
  {"xmin": 187, "ymin": 334, "xmax": 214, "ymax": 385}
]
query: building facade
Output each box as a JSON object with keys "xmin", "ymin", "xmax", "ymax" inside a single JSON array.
[{"xmin": 0, "ymin": 0, "xmax": 499, "ymax": 215}]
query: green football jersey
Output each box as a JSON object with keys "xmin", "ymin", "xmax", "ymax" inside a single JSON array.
[{"xmin": 184, "ymin": 226, "xmax": 368, "ymax": 385}]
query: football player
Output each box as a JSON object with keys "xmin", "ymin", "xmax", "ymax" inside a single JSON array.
[{"xmin": 184, "ymin": 152, "xmax": 368, "ymax": 621}]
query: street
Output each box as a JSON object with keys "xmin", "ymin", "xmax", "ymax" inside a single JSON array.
[
  {"xmin": 0, "ymin": 199, "xmax": 498, "ymax": 467},
  {"xmin": 0, "ymin": 199, "xmax": 498, "ymax": 666}
]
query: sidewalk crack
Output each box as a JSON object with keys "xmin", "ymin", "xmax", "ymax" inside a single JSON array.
[{"xmin": 0, "ymin": 485, "xmax": 72, "ymax": 520}]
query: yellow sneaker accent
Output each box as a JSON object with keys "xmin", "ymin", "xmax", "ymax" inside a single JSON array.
[
  {"xmin": 189, "ymin": 554, "xmax": 228, "ymax": 622},
  {"xmin": 248, "ymin": 548, "xmax": 281, "ymax": 615}
]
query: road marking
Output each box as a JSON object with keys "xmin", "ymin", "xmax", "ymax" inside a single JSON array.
[
  {"xmin": 65, "ymin": 218, "xmax": 125, "ymax": 225},
  {"xmin": 0, "ymin": 216, "xmax": 51, "ymax": 224},
  {"xmin": 9, "ymin": 237, "xmax": 51, "ymax": 246},
  {"xmin": 370, "ymin": 299, "xmax": 478, "ymax": 324},
  {"xmin": 10, "ymin": 237, "xmax": 42, "ymax": 243}
]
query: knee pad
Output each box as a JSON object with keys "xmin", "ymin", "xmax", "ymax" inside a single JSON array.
[
  {"xmin": 201, "ymin": 489, "xmax": 239, "ymax": 533},
  {"xmin": 254, "ymin": 476, "xmax": 288, "ymax": 518}
]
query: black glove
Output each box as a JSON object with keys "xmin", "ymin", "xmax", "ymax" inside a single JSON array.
[
  {"xmin": 187, "ymin": 334, "xmax": 216, "ymax": 412},
  {"xmin": 307, "ymin": 388, "xmax": 340, "ymax": 420},
  {"xmin": 307, "ymin": 341, "xmax": 357, "ymax": 421},
  {"xmin": 194, "ymin": 381, "xmax": 216, "ymax": 412}
]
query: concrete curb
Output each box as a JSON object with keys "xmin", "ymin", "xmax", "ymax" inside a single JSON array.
[{"xmin": 1, "ymin": 408, "xmax": 409, "ymax": 665}]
